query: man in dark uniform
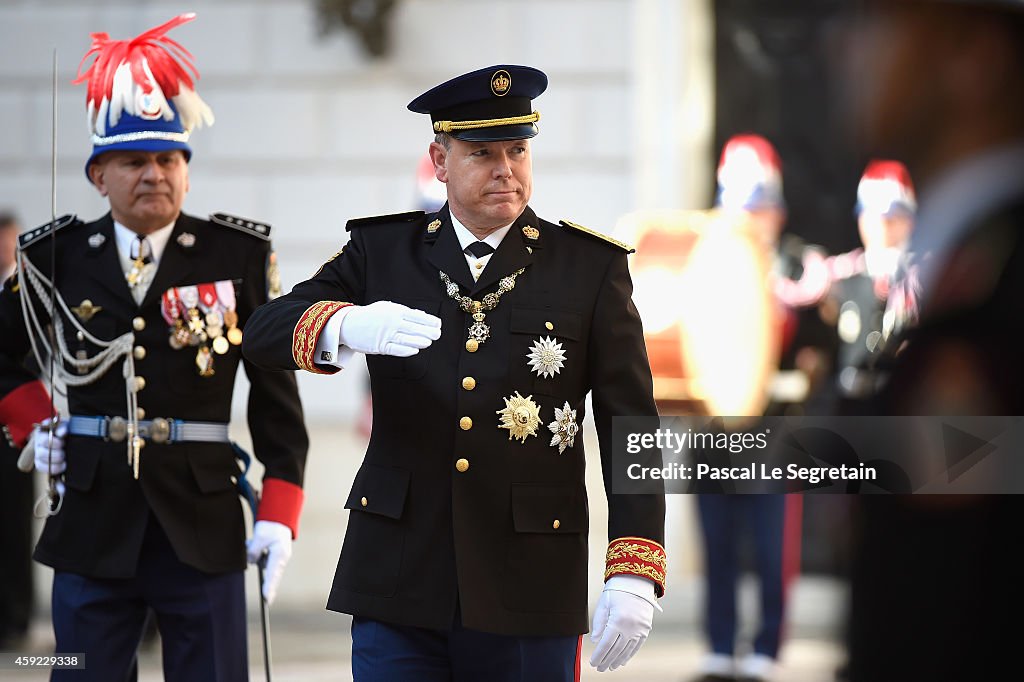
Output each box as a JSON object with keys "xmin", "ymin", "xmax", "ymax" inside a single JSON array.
[
  {"xmin": 779, "ymin": 160, "xmax": 918, "ymax": 411},
  {"xmin": 0, "ymin": 212, "xmax": 35, "ymax": 651},
  {"xmin": 243, "ymin": 65, "xmax": 666, "ymax": 681},
  {"xmin": 0, "ymin": 15, "xmax": 308, "ymax": 680},
  {"xmin": 841, "ymin": 1, "xmax": 1024, "ymax": 679}
]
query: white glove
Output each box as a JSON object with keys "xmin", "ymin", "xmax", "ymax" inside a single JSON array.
[
  {"xmin": 32, "ymin": 418, "xmax": 68, "ymax": 476},
  {"xmin": 246, "ymin": 520, "xmax": 293, "ymax": 605},
  {"xmin": 338, "ymin": 301, "xmax": 442, "ymax": 357},
  {"xmin": 590, "ymin": 575, "xmax": 659, "ymax": 672}
]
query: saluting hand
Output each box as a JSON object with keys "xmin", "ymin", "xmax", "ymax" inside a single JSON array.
[
  {"xmin": 589, "ymin": 575, "xmax": 659, "ymax": 672},
  {"xmin": 339, "ymin": 300, "xmax": 442, "ymax": 357}
]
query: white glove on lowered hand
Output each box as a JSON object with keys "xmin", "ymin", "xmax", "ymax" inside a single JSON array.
[
  {"xmin": 590, "ymin": 575, "xmax": 660, "ymax": 672},
  {"xmin": 32, "ymin": 418, "xmax": 68, "ymax": 476},
  {"xmin": 246, "ymin": 520, "xmax": 293, "ymax": 605},
  {"xmin": 338, "ymin": 300, "xmax": 441, "ymax": 357}
]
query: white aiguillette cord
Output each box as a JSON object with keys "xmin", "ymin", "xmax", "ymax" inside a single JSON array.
[{"xmin": 24, "ymin": 52, "xmax": 143, "ymax": 516}]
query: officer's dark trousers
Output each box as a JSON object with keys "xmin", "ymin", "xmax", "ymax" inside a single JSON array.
[
  {"xmin": 50, "ymin": 516, "xmax": 246, "ymax": 682},
  {"xmin": 0, "ymin": 441, "xmax": 34, "ymax": 645},
  {"xmin": 351, "ymin": 613, "xmax": 581, "ymax": 682},
  {"xmin": 697, "ymin": 493, "xmax": 797, "ymax": 660}
]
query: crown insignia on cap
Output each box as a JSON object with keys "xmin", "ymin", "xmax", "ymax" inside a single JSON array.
[
  {"xmin": 74, "ymin": 13, "xmax": 214, "ymax": 150},
  {"xmin": 490, "ymin": 70, "xmax": 511, "ymax": 96}
]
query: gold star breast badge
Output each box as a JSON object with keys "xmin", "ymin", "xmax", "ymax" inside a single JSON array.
[{"xmin": 497, "ymin": 392, "xmax": 542, "ymax": 443}]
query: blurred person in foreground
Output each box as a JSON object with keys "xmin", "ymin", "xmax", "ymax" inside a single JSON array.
[
  {"xmin": 0, "ymin": 15, "xmax": 308, "ymax": 679},
  {"xmin": 842, "ymin": 1, "xmax": 1024, "ymax": 680},
  {"xmin": 0, "ymin": 212, "xmax": 35, "ymax": 651},
  {"xmin": 689, "ymin": 134, "xmax": 805, "ymax": 682},
  {"xmin": 242, "ymin": 65, "xmax": 666, "ymax": 680}
]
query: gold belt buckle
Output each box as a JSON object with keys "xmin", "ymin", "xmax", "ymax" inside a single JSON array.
[
  {"xmin": 149, "ymin": 417, "xmax": 171, "ymax": 444},
  {"xmin": 107, "ymin": 416, "xmax": 128, "ymax": 443}
]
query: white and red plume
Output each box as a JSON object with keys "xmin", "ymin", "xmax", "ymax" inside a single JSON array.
[{"xmin": 73, "ymin": 13, "xmax": 214, "ymax": 139}]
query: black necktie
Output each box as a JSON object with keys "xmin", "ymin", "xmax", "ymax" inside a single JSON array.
[{"xmin": 464, "ymin": 241, "xmax": 495, "ymax": 259}]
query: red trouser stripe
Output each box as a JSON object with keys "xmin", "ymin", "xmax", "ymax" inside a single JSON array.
[
  {"xmin": 574, "ymin": 634, "xmax": 582, "ymax": 682},
  {"xmin": 779, "ymin": 492, "xmax": 804, "ymax": 647}
]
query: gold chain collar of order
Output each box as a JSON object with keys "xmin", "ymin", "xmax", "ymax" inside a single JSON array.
[{"xmin": 439, "ymin": 268, "xmax": 525, "ymax": 346}]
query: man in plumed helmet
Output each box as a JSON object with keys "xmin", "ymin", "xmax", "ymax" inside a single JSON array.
[
  {"xmin": 778, "ymin": 159, "xmax": 918, "ymax": 410},
  {"xmin": 243, "ymin": 65, "xmax": 666, "ymax": 680},
  {"xmin": 0, "ymin": 14, "xmax": 308, "ymax": 680}
]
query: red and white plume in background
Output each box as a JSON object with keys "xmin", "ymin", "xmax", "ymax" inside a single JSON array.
[{"xmin": 73, "ymin": 13, "xmax": 214, "ymax": 138}]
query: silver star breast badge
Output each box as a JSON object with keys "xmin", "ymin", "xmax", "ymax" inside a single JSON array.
[
  {"xmin": 526, "ymin": 336, "xmax": 566, "ymax": 378},
  {"xmin": 548, "ymin": 401, "xmax": 579, "ymax": 453}
]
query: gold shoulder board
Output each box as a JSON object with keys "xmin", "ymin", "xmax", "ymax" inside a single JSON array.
[{"xmin": 559, "ymin": 220, "xmax": 635, "ymax": 253}]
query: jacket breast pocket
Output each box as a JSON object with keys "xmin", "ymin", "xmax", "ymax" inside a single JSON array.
[
  {"xmin": 365, "ymin": 298, "xmax": 442, "ymax": 380},
  {"xmin": 336, "ymin": 464, "xmax": 411, "ymax": 597},
  {"xmin": 502, "ymin": 483, "xmax": 589, "ymax": 613},
  {"xmin": 64, "ymin": 315, "xmax": 117, "ymax": 356},
  {"xmin": 509, "ymin": 307, "xmax": 584, "ymax": 393}
]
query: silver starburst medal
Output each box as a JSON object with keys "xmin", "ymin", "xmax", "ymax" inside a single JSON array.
[
  {"xmin": 526, "ymin": 336, "xmax": 566, "ymax": 378},
  {"xmin": 548, "ymin": 401, "xmax": 579, "ymax": 453}
]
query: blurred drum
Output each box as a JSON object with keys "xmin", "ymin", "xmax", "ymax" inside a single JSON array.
[{"xmin": 617, "ymin": 208, "xmax": 780, "ymax": 417}]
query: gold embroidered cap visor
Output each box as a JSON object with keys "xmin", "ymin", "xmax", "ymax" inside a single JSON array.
[{"xmin": 407, "ymin": 65, "xmax": 548, "ymax": 142}]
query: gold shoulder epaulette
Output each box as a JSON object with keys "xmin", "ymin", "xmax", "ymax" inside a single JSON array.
[
  {"xmin": 559, "ymin": 220, "xmax": 634, "ymax": 253},
  {"xmin": 346, "ymin": 211, "xmax": 425, "ymax": 231},
  {"xmin": 210, "ymin": 212, "xmax": 272, "ymax": 240}
]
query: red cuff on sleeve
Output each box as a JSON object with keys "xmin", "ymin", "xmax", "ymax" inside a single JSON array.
[
  {"xmin": 0, "ymin": 380, "xmax": 53, "ymax": 447},
  {"xmin": 291, "ymin": 301, "xmax": 351, "ymax": 375},
  {"xmin": 604, "ymin": 536, "xmax": 668, "ymax": 597},
  {"xmin": 256, "ymin": 477, "xmax": 305, "ymax": 539}
]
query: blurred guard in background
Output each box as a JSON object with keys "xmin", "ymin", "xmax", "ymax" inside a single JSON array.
[
  {"xmin": 0, "ymin": 212, "xmax": 34, "ymax": 651},
  {"xmin": 777, "ymin": 160, "xmax": 917, "ymax": 411},
  {"xmin": 843, "ymin": 0, "xmax": 1024, "ymax": 679},
  {"xmin": 0, "ymin": 15, "xmax": 308, "ymax": 680},
  {"xmin": 243, "ymin": 64, "xmax": 666, "ymax": 681},
  {"xmin": 690, "ymin": 135, "xmax": 804, "ymax": 682}
]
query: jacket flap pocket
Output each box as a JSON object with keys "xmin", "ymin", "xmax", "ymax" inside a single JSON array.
[
  {"xmin": 510, "ymin": 484, "xmax": 587, "ymax": 533},
  {"xmin": 510, "ymin": 308, "xmax": 582, "ymax": 341},
  {"xmin": 187, "ymin": 444, "xmax": 238, "ymax": 493},
  {"xmin": 344, "ymin": 463, "xmax": 411, "ymax": 520}
]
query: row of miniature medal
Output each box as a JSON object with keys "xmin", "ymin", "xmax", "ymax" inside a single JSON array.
[
  {"xmin": 160, "ymin": 280, "xmax": 241, "ymax": 377},
  {"xmin": 440, "ymin": 267, "xmax": 578, "ymax": 453}
]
